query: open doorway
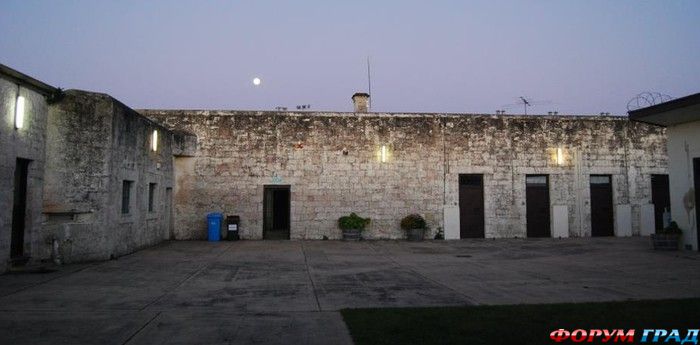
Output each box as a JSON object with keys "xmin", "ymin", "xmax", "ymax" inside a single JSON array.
[
  {"xmin": 651, "ymin": 174, "xmax": 670, "ymax": 232},
  {"xmin": 11, "ymin": 158, "xmax": 31, "ymax": 259},
  {"xmin": 526, "ymin": 175, "xmax": 551, "ymax": 237},
  {"xmin": 263, "ymin": 185, "xmax": 290, "ymax": 240},
  {"xmin": 590, "ymin": 175, "xmax": 614, "ymax": 237}
]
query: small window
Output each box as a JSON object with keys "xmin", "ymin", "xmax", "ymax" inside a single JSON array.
[
  {"xmin": 459, "ymin": 174, "xmax": 483, "ymax": 186},
  {"xmin": 148, "ymin": 183, "xmax": 157, "ymax": 212},
  {"xmin": 122, "ymin": 180, "xmax": 133, "ymax": 214},
  {"xmin": 590, "ymin": 175, "xmax": 611, "ymax": 185},
  {"xmin": 526, "ymin": 175, "xmax": 548, "ymax": 186}
]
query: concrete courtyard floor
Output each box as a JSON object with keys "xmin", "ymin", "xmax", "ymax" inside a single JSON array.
[{"xmin": 1, "ymin": 237, "xmax": 699, "ymax": 344}]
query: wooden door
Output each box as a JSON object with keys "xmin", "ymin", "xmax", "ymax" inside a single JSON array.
[
  {"xmin": 526, "ymin": 175, "xmax": 551, "ymax": 237},
  {"xmin": 459, "ymin": 174, "xmax": 485, "ymax": 238}
]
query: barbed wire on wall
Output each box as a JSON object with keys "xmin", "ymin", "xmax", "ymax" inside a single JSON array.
[{"xmin": 626, "ymin": 92, "xmax": 673, "ymax": 112}]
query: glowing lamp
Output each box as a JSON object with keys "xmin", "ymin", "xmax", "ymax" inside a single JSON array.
[
  {"xmin": 15, "ymin": 95, "xmax": 25, "ymax": 129},
  {"xmin": 152, "ymin": 130, "xmax": 158, "ymax": 151},
  {"xmin": 556, "ymin": 147, "xmax": 564, "ymax": 166}
]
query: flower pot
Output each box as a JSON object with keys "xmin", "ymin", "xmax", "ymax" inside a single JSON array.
[
  {"xmin": 651, "ymin": 233, "xmax": 680, "ymax": 250},
  {"xmin": 342, "ymin": 229, "xmax": 362, "ymax": 241},
  {"xmin": 406, "ymin": 228, "xmax": 425, "ymax": 241}
]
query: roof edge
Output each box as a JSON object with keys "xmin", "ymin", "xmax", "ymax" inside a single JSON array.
[
  {"xmin": 0, "ymin": 63, "xmax": 58, "ymax": 95},
  {"xmin": 628, "ymin": 92, "xmax": 700, "ymax": 122}
]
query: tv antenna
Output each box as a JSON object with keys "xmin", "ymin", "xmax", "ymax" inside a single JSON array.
[
  {"xmin": 367, "ymin": 56, "xmax": 372, "ymax": 110},
  {"xmin": 519, "ymin": 97, "xmax": 530, "ymax": 114},
  {"xmin": 500, "ymin": 96, "xmax": 552, "ymax": 115}
]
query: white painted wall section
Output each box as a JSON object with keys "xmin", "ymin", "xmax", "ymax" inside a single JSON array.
[
  {"xmin": 551, "ymin": 205, "xmax": 569, "ymax": 238},
  {"xmin": 443, "ymin": 205, "xmax": 460, "ymax": 240},
  {"xmin": 640, "ymin": 204, "xmax": 655, "ymax": 236},
  {"xmin": 615, "ymin": 204, "xmax": 632, "ymax": 237}
]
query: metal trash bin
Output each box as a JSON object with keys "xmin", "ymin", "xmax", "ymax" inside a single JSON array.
[
  {"xmin": 226, "ymin": 215, "xmax": 240, "ymax": 241},
  {"xmin": 207, "ymin": 212, "xmax": 223, "ymax": 242}
]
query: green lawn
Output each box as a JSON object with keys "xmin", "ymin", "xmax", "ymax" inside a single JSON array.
[{"xmin": 341, "ymin": 299, "xmax": 700, "ymax": 345}]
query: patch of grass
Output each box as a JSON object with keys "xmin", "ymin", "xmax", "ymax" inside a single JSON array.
[{"xmin": 341, "ymin": 299, "xmax": 700, "ymax": 345}]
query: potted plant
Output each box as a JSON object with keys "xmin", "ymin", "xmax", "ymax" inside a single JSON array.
[
  {"xmin": 338, "ymin": 213, "xmax": 370, "ymax": 240},
  {"xmin": 651, "ymin": 221, "xmax": 683, "ymax": 250},
  {"xmin": 401, "ymin": 214, "xmax": 427, "ymax": 241}
]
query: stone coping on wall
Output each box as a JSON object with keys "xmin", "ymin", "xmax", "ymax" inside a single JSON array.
[{"xmin": 138, "ymin": 109, "xmax": 628, "ymax": 121}]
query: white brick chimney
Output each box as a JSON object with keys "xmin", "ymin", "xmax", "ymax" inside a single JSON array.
[{"xmin": 352, "ymin": 92, "xmax": 370, "ymax": 112}]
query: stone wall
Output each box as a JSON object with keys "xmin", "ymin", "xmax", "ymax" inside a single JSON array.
[
  {"xmin": 142, "ymin": 110, "xmax": 668, "ymax": 240},
  {"xmin": 0, "ymin": 75, "xmax": 50, "ymax": 271},
  {"xmin": 42, "ymin": 90, "xmax": 174, "ymax": 263}
]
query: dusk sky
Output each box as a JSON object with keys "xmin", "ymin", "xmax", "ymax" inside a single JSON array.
[{"xmin": 1, "ymin": 1, "xmax": 698, "ymax": 115}]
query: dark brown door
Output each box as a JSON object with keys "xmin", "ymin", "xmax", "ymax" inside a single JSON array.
[
  {"xmin": 694, "ymin": 158, "xmax": 700, "ymax": 251},
  {"xmin": 526, "ymin": 175, "xmax": 551, "ymax": 237},
  {"xmin": 263, "ymin": 185, "xmax": 291, "ymax": 240},
  {"xmin": 651, "ymin": 174, "xmax": 670, "ymax": 232},
  {"xmin": 459, "ymin": 174, "xmax": 485, "ymax": 238},
  {"xmin": 11, "ymin": 158, "xmax": 31, "ymax": 258},
  {"xmin": 590, "ymin": 175, "xmax": 614, "ymax": 237}
]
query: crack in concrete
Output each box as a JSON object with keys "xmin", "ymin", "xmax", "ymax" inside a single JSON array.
[
  {"xmin": 0, "ymin": 262, "xmax": 103, "ymax": 298},
  {"xmin": 368, "ymin": 241, "xmax": 479, "ymax": 305},
  {"xmin": 300, "ymin": 241, "xmax": 322, "ymax": 312},
  {"xmin": 139, "ymin": 242, "xmax": 235, "ymax": 312},
  {"xmin": 121, "ymin": 311, "xmax": 161, "ymax": 345}
]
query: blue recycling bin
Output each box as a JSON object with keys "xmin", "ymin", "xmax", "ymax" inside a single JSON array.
[{"xmin": 207, "ymin": 212, "xmax": 223, "ymax": 242}]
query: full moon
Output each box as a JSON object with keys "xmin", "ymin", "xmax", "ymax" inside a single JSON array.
[{"xmin": 252, "ymin": 77, "xmax": 261, "ymax": 86}]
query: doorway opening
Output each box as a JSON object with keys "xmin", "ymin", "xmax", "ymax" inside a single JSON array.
[
  {"xmin": 11, "ymin": 158, "xmax": 31, "ymax": 259},
  {"xmin": 694, "ymin": 158, "xmax": 700, "ymax": 251},
  {"xmin": 651, "ymin": 174, "xmax": 671, "ymax": 232},
  {"xmin": 526, "ymin": 175, "xmax": 551, "ymax": 237},
  {"xmin": 263, "ymin": 185, "xmax": 291, "ymax": 240},
  {"xmin": 458, "ymin": 174, "xmax": 485, "ymax": 239},
  {"xmin": 590, "ymin": 175, "xmax": 614, "ymax": 237}
]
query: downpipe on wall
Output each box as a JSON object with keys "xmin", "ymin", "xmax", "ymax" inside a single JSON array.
[{"xmin": 51, "ymin": 238, "xmax": 62, "ymax": 265}]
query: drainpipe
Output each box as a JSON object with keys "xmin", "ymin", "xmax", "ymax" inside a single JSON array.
[{"xmin": 51, "ymin": 238, "xmax": 62, "ymax": 265}]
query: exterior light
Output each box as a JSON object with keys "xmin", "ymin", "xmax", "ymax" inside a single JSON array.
[
  {"xmin": 15, "ymin": 95, "xmax": 25, "ymax": 129},
  {"xmin": 151, "ymin": 130, "xmax": 158, "ymax": 151},
  {"xmin": 380, "ymin": 145, "xmax": 387, "ymax": 163},
  {"xmin": 556, "ymin": 147, "xmax": 564, "ymax": 166}
]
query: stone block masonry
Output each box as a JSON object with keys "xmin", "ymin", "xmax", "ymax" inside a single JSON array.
[
  {"xmin": 43, "ymin": 90, "xmax": 175, "ymax": 263},
  {"xmin": 141, "ymin": 110, "xmax": 667, "ymax": 240},
  {"xmin": 0, "ymin": 72, "xmax": 52, "ymax": 272}
]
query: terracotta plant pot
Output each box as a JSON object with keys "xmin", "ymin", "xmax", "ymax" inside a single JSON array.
[
  {"xmin": 342, "ymin": 229, "xmax": 362, "ymax": 241},
  {"xmin": 406, "ymin": 228, "xmax": 425, "ymax": 241}
]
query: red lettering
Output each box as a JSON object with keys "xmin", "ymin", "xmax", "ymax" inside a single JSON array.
[
  {"xmin": 615, "ymin": 329, "xmax": 635, "ymax": 343},
  {"xmin": 587, "ymin": 329, "xmax": 603, "ymax": 342},
  {"xmin": 550, "ymin": 329, "xmax": 570, "ymax": 342},
  {"xmin": 571, "ymin": 329, "xmax": 587, "ymax": 343}
]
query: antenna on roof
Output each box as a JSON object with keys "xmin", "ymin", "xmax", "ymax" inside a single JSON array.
[
  {"xmin": 500, "ymin": 97, "xmax": 552, "ymax": 115},
  {"xmin": 519, "ymin": 97, "xmax": 531, "ymax": 115},
  {"xmin": 367, "ymin": 56, "xmax": 372, "ymax": 111}
]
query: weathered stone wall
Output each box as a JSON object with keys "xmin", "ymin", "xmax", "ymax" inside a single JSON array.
[
  {"xmin": 42, "ymin": 90, "xmax": 174, "ymax": 263},
  {"xmin": 142, "ymin": 110, "xmax": 668, "ymax": 240},
  {"xmin": 0, "ymin": 76, "xmax": 49, "ymax": 271}
]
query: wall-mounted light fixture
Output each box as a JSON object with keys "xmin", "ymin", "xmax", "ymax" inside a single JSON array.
[
  {"xmin": 15, "ymin": 95, "xmax": 25, "ymax": 129},
  {"xmin": 556, "ymin": 147, "xmax": 564, "ymax": 166},
  {"xmin": 380, "ymin": 145, "xmax": 387, "ymax": 163},
  {"xmin": 151, "ymin": 130, "xmax": 158, "ymax": 152}
]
